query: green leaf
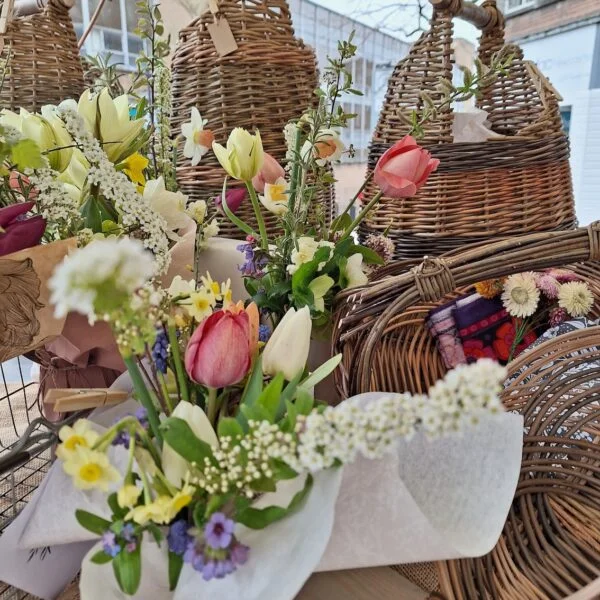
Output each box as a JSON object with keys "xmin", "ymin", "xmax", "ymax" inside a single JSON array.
[
  {"xmin": 330, "ymin": 213, "xmax": 353, "ymax": 232},
  {"xmin": 75, "ymin": 510, "xmax": 111, "ymax": 536},
  {"xmin": 282, "ymin": 399, "xmax": 297, "ymax": 432},
  {"xmin": 236, "ymin": 474, "xmax": 314, "ymax": 530},
  {"xmin": 240, "ymin": 402, "xmax": 271, "ymax": 423},
  {"xmin": 275, "ymin": 370, "xmax": 304, "ymax": 421},
  {"xmin": 168, "ymin": 551, "xmax": 183, "ymax": 591},
  {"xmin": 300, "ymin": 355, "xmax": 342, "ymax": 390},
  {"xmin": 218, "ymin": 417, "xmax": 244, "ymax": 440},
  {"xmin": 271, "ymin": 458, "xmax": 298, "ymax": 480},
  {"xmin": 349, "ymin": 244, "xmax": 385, "ymax": 265},
  {"xmin": 113, "ymin": 542, "xmax": 141, "ymax": 595},
  {"xmin": 160, "ymin": 417, "xmax": 215, "ymax": 466},
  {"xmin": 10, "ymin": 139, "xmax": 45, "ymax": 170},
  {"xmin": 146, "ymin": 523, "xmax": 163, "ymax": 545},
  {"xmin": 193, "ymin": 502, "xmax": 206, "ymax": 529},
  {"xmin": 108, "ymin": 493, "xmax": 127, "ymax": 519},
  {"xmin": 91, "ymin": 550, "xmax": 113, "ymax": 565},
  {"xmin": 250, "ymin": 476, "xmax": 277, "ymax": 493},
  {"xmin": 256, "ymin": 373, "xmax": 285, "ymax": 422},
  {"xmin": 80, "ymin": 195, "xmax": 103, "ymax": 233},
  {"xmin": 294, "ymin": 387, "xmax": 315, "ymax": 416},
  {"xmin": 205, "ymin": 494, "xmax": 229, "ymax": 518}
]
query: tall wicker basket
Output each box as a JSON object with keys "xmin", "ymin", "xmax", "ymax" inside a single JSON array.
[
  {"xmin": 170, "ymin": 0, "xmax": 335, "ymax": 239},
  {"xmin": 0, "ymin": 0, "xmax": 84, "ymax": 112},
  {"xmin": 360, "ymin": 0, "xmax": 576, "ymax": 260}
]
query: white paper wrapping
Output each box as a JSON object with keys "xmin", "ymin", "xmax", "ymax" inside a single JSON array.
[
  {"xmin": 317, "ymin": 394, "xmax": 524, "ymax": 570},
  {"xmin": 452, "ymin": 108, "xmax": 505, "ymax": 143}
]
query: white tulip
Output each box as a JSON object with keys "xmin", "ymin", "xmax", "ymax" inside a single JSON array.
[
  {"xmin": 162, "ymin": 401, "xmax": 218, "ymax": 488},
  {"xmin": 143, "ymin": 176, "xmax": 194, "ymax": 240},
  {"xmin": 262, "ymin": 306, "xmax": 312, "ymax": 381},
  {"xmin": 344, "ymin": 253, "xmax": 368, "ymax": 288}
]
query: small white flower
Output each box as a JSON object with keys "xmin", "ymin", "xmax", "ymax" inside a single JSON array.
[
  {"xmin": 168, "ymin": 275, "xmax": 196, "ymax": 298},
  {"xmin": 203, "ymin": 219, "xmax": 220, "ymax": 239},
  {"xmin": 181, "ymin": 108, "xmax": 214, "ymax": 166},
  {"xmin": 187, "ymin": 199, "xmax": 207, "ymax": 224}
]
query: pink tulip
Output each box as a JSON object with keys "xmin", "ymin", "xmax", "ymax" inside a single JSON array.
[
  {"xmin": 374, "ymin": 136, "xmax": 440, "ymax": 198},
  {"xmin": 184, "ymin": 309, "xmax": 252, "ymax": 388},
  {"xmin": 0, "ymin": 202, "xmax": 46, "ymax": 257},
  {"xmin": 215, "ymin": 187, "xmax": 248, "ymax": 215},
  {"xmin": 252, "ymin": 153, "xmax": 285, "ymax": 193}
]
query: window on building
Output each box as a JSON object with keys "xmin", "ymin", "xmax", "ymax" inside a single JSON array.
[
  {"xmin": 505, "ymin": 0, "xmax": 535, "ymax": 14},
  {"xmin": 560, "ymin": 106, "xmax": 572, "ymax": 136},
  {"xmin": 74, "ymin": 0, "xmax": 143, "ymax": 70}
]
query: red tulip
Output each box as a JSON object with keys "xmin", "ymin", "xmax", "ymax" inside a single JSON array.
[
  {"xmin": 252, "ymin": 153, "xmax": 285, "ymax": 193},
  {"xmin": 374, "ymin": 136, "xmax": 440, "ymax": 198},
  {"xmin": 215, "ymin": 188, "xmax": 248, "ymax": 215},
  {"xmin": 0, "ymin": 202, "xmax": 46, "ymax": 257},
  {"xmin": 184, "ymin": 308, "xmax": 252, "ymax": 388}
]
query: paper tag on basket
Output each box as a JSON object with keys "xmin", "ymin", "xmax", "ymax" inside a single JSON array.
[{"xmin": 207, "ymin": 17, "xmax": 238, "ymax": 57}]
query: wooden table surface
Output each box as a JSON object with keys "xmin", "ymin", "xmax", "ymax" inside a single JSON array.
[{"xmin": 297, "ymin": 567, "xmax": 428, "ymax": 600}]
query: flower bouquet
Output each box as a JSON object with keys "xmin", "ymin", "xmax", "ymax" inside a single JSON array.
[{"xmin": 45, "ymin": 236, "xmax": 512, "ymax": 598}]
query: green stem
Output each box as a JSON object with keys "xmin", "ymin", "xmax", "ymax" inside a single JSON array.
[
  {"xmin": 206, "ymin": 387, "xmax": 219, "ymax": 426},
  {"xmin": 339, "ymin": 191, "xmax": 383, "ymax": 242},
  {"xmin": 139, "ymin": 466, "xmax": 153, "ymax": 504},
  {"xmin": 332, "ymin": 171, "xmax": 374, "ymax": 230},
  {"xmin": 287, "ymin": 126, "xmax": 304, "ymax": 216},
  {"xmin": 167, "ymin": 325, "xmax": 189, "ymax": 404},
  {"xmin": 158, "ymin": 371, "xmax": 174, "ymax": 414},
  {"xmin": 125, "ymin": 434, "xmax": 136, "ymax": 481},
  {"xmin": 123, "ymin": 356, "xmax": 163, "ymax": 444},
  {"xmin": 221, "ymin": 178, "xmax": 258, "ymax": 238},
  {"xmin": 246, "ymin": 182, "xmax": 269, "ymax": 250}
]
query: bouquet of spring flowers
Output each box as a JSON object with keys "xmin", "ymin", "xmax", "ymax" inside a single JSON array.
[
  {"xmin": 47, "ymin": 236, "xmax": 508, "ymax": 597},
  {"xmin": 176, "ymin": 36, "xmax": 440, "ymax": 329},
  {"xmin": 475, "ymin": 269, "xmax": 595, "ymax": 361}
]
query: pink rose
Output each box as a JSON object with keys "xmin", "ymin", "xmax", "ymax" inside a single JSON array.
[
  {"xmin": 374, "ymin": 136, "xmax": 440, "ymax": 198},
  {"xmin": 252, "ymin": 153, "xmax": 285, "ymax": 193},
  {"xmin": 0, "ymin": 201, "xmax": 46, "ymax": 257},
  {"xmin": 184, "ymin": 308, "xmax": 252, "ymax": 388}
]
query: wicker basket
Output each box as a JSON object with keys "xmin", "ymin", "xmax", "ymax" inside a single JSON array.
[
  {"xmin": 333, "ymin": 222, "xmax": 600, "ymax": 398},
  {"xmin": 359, "ymin": 0, "xmax": 576, "ymax": 260},
  {"xmin": 170, "ymin": 0, "xmax": 335, "ymax": 239},
  {"xmin": 0, "ymin": 0, "xmax": 84, "ymax": 112}
]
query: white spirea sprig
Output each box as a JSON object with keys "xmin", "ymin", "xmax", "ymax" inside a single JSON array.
[
  {"xmin": 58, "ymin": 107, "xmax": 171, "ymax": 274},
  {"xmin": 188, "ymin": 360, "xmax": 507, "ymax": 493}
]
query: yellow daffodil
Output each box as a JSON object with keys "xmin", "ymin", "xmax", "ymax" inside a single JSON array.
[
  {"xmin": 199, "ymin": 272, "xmax": 232, "ymax": 304},
  {"xmin": 62, "ymin": 447, "xmax": 121, "ymax": 492},
  {"xmin": 56, "ymin": 419, "xmax": 99, "ymax": 461},
  {"xmin": 121, "ymin": 152, "xmax": 149, "ymax": 191},
  {"xmin": 308, "ymin": 274, "xmax": 335, "ymax": 313},
  {"xmin": 126, "ymin": 484, "xmax": 194, "ymax": 525},
  {"xmin": 117, "ymin": 484, "xmax": 142, "ymax": 509},
  {"xmin": 260, "ymin": 177, "xmax": 289, "ymax": 216},
  {"xmin": 212, "ymin": 127, "xmax": 264, "ymax": 182}
]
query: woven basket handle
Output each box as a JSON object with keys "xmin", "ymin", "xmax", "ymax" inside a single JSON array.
[{"xmin": 0, "ymin": 0, "xmax": 15, "ymax": 38}]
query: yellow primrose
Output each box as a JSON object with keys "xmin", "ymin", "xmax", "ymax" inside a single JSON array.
[
  {"xmin": 121, "ymin": 152, "xmax": 149, "ymax": 191},
  {"xmin": 117, "ymin": 484, "xmax": 142, "ymax": 509},
  {"xmin": 260, "ymin": 177, "xmax": 289, "ymax": 216},
  {"xmin": 212, "ymin": 127, "xmax": 264, "ymax": 182},
  {"xmin": 62, "ymin": 447, "xmax": 121, "ymax": 492},
  {"xmin": 56, "ymin": 419, "xmax": 99, "ymax": 461},
  {"xmin": 185, "ymin": 289, "xmax": 216, "ymax": 322},
  {"xmin": 199, "ymin": 272, "xmax": 231, "ymax": 304},
  {"xmin": 126, "ymin": 485, "xmax": 194, "ymax": 525},
  {"xmin": 308, "ymin": 274, "xmax": 335, "ymax": 313}
]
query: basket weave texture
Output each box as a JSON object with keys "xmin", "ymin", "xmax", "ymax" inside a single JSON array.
[
  {"xmin": 359, "ymin": 0, "xmax": 576, "ymax": 259},
  {"xmin": 0, "ymin": 0, "xmax": 84, "ymax": 112},
  {"xmin": 170, "ymin": 0, "xmax": 335, "ymax": 239}
]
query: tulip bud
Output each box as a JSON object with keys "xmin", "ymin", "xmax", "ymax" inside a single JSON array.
[
  {"xmin": 0, "ymin": 202, "xmax": 46, "ymax": 257},
  {"xmin": 373, "ymin": 136, "xmax": 439, "ymax": 199},
  {"xmin": 212, "ymin": 128, "xmax": 264, "ymax": 182},
  {"xmin": 262, "ymin": 306, "xmax": 312, "ymax": 381},
  {"xmin": 252, "ymin": 152, "xmax": 285, "ymax": 193},
  {"xmin": 162, "ymin": 401, "xmax": 218, "ymax": 487},
  {"xmin": 214, "ymin": 187, "xmax": 248, "ymax": 215},
  {"xmin": 184, "ymin": 309, "xmax": 252, "ymax": 388}
]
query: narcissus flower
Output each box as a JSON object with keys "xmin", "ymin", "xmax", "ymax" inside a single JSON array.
[
  {"xmin": 62, "ymin": 447, "xmax": 121, "ymax": 492},
  {"xmin": 181, "ymin": 108, "xmax": 214, "ymax": 166},
  {"xmin": 260, "ymin": 178, "xmax": 289, "ymax": 216}
]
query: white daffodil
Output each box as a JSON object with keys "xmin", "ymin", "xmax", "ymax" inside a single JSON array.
[
  {"xmin": 308, "ymin": 274, "xmax": 335, "ymax": 313},
  {"xmin": 344, "ymin": 253, "xmax": 369, "ymax": 288},
  {"xmin": 181, "ymin": 108, "xmax": 214, "ymax": 166},
  {"xmin": 168, "ymin": 275, "xmax": 196, "ymax": 298},
  {"xmin": 143, "ymin": 177, "xmax": 194, "ymax": 240},
  {"xmin": 260, "ymin": 177, "xmax": 289, "ymax": 216},
  {"xmin": 302, "ymin": 128, "xmax": 345, "ymax": 166}
]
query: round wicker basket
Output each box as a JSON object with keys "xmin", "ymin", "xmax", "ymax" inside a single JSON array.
[
  {"xmin": 0, "ymin": 0, "xmax": 84, "ymax": 112},
  {"xmin": 170, "ymin": 0, "xmax": 335, "ymax": 239},
  {"xmin": 333, "ymin": 223, "xmax": 600, "ymax": 398},
  {"xmin": 359, "ymin": 0, "xmax": 576, "ymax": 259}
]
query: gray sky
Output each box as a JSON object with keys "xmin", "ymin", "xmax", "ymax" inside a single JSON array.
[{"xmin": 310, "ymin": 0, "xmax": 479, "ymax": 42}]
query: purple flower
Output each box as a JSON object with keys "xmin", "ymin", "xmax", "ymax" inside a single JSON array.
[
  {"xmin": 120, "ymin": 523, "xmax": 136, "ymax": 543},
  {"xmin": 152, "ymin": 329, "xmax": 169, "ymax": 374},
  {"xmin": 125, "ymin": 542, "xmax": 137, "ymax": 553},
  {"xmin": 134, "ymin": 407, "xmax": 149, "ymax": 428},
  {"xmin": 215, "ymin": 188, "xmax": 247, "ymax": 215},
  {"xmin": 204, "ymin": 512, "xmax": 235, "ymax": 550},
  {"xmin": 168, "ymin": 520, "xmax": 192, "ymax": 556},
  {"xmin": 237, "ymin": 237, "xmax": 268, "ymax": 278},
  {"xmin": 202, "ymin": 560, "xmax": 217, "ymax": 581},
  {"xmin": 230, "ymin": 542, "xmax": 250, "ymax": 566},
  {"xmin": 258, "ymin": 324, "xmax": 271, "ymax": 343},
  {"xmin": 102, "ymin": 531, "xmax": 121, "ymax": 558}
]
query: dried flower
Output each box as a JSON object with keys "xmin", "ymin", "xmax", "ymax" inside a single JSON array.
[
  {"xmin": 501, "ymin": 273, "xmax": 540, "ymax": 318},
  {"xmin": 558, "ymin": 281, "xmax": 594, "ymax": 317},
  {"xmin": 475, "ymin": 278, "xmax": 504, "ymax": 300},
  {"xmin": 549, "ymin": 306, "xmax": 568, "ymax": 327},
  {"xmin": 364, "ymin": 234, "xmax": 395, "ymax": 265}
]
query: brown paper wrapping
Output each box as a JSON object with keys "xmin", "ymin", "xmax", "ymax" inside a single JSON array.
[{"xmin": 0, "ymin": 238, "xmax": 76, "ymax": 363}]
